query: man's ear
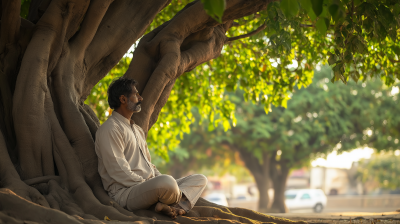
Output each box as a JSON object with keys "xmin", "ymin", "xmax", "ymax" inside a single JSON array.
[{"xmin": 119, "ymin": 95, "xmax": 127, "ymax": 105}]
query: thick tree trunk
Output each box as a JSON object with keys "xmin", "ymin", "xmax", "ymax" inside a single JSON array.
[
  {"xmin": 254, "ymin": 174, "xmax": 271, "ymax": 213},
  {"xmin": 270, "ymin": 159, "xmax": 290, "ymax": 213},
  {"xmin": 233, "ymin": 146, "xmax": 272, "ymax": 212},
  {"xmin": 0, "ymin": 0, "xmax": 307, "ymax": 223}
]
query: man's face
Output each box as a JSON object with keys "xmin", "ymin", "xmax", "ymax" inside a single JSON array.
[{"xmin": 127, "ymin": 86, "xmax": 143, "ymax": 113}]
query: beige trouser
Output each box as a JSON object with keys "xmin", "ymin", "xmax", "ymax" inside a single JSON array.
[{"xmin": 110, "ymin": 174, "xmax": 207, "ymax": 212}]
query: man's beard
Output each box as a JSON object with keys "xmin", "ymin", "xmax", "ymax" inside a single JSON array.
[{"xmin": 127, "ymin": 99, "xmax": 141, "ymax": 112}]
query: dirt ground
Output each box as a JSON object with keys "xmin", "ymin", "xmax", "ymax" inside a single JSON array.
[{"xmin": 268, "ymin": 210, "xmax": 400, "ymax": 224}]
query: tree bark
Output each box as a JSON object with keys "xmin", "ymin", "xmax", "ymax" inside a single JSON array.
[
  {"xmin": 255, "ymin": 173, "xmax": 271, "ymax": 213},
  {"xmin": 270, "ymin": 158, "xmax": 290, "ymax": 213},
  {"xmin": 233, "ymin": 145, "xmax": 272, "ymax": 212},
  {"xmin": 0, "ymin": 0, "xmax": 309, "ymax": 223}
]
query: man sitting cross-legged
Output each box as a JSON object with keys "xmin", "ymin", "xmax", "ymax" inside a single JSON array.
[{"xmin": 95, "ymin": 77, "xmax": 207, "ymax": 219}]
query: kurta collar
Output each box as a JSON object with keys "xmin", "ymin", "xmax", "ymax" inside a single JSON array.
[{"xmin": 112, "ymin": 111, "xmax": 133, "ymax": 126}]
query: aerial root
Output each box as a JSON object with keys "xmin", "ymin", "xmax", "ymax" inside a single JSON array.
[
  {"xmin": 0, "ymin": 187, "xmax": 306, "ymax": 224},
  {"xmin": 192, "ymin": 199, "xmax": 307, "ymax": 224},
  {"xmin": 223, "ymin": 207, "xmax": 307, "ymax": 224},
  {"xmin": 132, "ymin": 205, "xmax": 306, "ymax": 224},
  {"xmin": 45, "ymin": 180, "xmax": 95, "ymax": 218},
  {"xmin": 0, "ymin": 188, "xmax": 83, "ymax": 224},
  {"xmin": 0, "ymin": 211, "xmax": 26, "ymax": 224},
  {"xmin": 24, "ymin": 175, "xmax": 61, "ymax": 186},
  {"xmin": 185, "ymin": 206, "xmax": 262, "ymax": 224},
  {"xmin": 0, "ymin": 188, "xmax": 153, "ymax": 224}
]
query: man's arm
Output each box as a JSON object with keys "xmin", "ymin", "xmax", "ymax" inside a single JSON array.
[
  {"xmin": 96, "ymin": 127, "xmax": 145, "ymax": 185},
  {"xmin": 135, "ymin": 125, "xmax": 162, "ymax": 177},
  {"xmin": 151, "ymin": 163, "xmax": 162, "ymax": 177}
]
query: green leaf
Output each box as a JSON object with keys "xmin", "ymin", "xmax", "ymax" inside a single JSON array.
[
  {"xmin": 357, "ymin": 2, "xmax": 376, "ymax": 18},
  {"xmin": 354, "ymin": 37, "xmax": 367, "ymax": 54},
  {"xmin": 280, "ymin": 0, "xmax": 299, "ymax": 18},
  {"xmin": 201, "ymin": 0, "xmax": 226, "ymax": 23},
  {"xmin": 388, "ymin": 29, "xmax": 397, "ymax": 42},
  {"xmin": 328, "ymin": 3, "xmax": 344, "ymax": 22},
  {"xmin": 316, "ymin": 18, "xmax": 328, "ymax": 35},
  {"xmin": 20, "ymin": 0, "xmax": 31, "ymax": 19},
  {"xmin": 374, "ymin": 20, "xmax": 387, "ymax": 40},
  {"xmin": 394, "ymin": 3, "xmax": 400, "ymax": 16},
  {"xmin": 391, "ymin": 46, "xmax": 400, "ymax": 56},
  {"xmin": 311, "ymin": 0, "xmax": 323, "ymax": 17},
  {"xmin": 350, "ymin": 72, "xmax": 360, "ymax": 83},
  {"xmin": 377, "ymin": 5, "xmax": 394, "ymax": 29},
  {"xmin": 299, "ymin": 0, "xmax": 317, "ymax": 20},
  {"xmin": 328, "ymin": 52, "xmax": 338, "ymax": 65},
  {"xmin": 329, "ymin": 4, "xmax": 338, "ymax": 18},
  {"xmin": 343, "ymin": 49, "xmax": 353, "ymax": 62}
]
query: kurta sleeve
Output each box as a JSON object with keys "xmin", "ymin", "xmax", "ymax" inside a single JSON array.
[
  {"xmin": 96, "ymin": 126, "xmax": 145, "ymax": 186},
  {"xmin": 151, "ymin": 163, "xmax": 162, "ymax": 177}
]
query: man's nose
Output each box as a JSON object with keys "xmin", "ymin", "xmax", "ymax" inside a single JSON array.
[{"xmin": 139, "ymin": 95, "xmax": 143, "ymax": 101}]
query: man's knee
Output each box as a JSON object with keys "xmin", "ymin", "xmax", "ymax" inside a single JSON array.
[
  {"xmin": 152, "ymin": 175, "xmax": 181, "ymax": 204},
  {"xmin": 154, "ymin": 175, "xmax": 179, "ymax": 192},
  {"xmin": 192, "ymin": 174, "xmax": 208, "ymax": 187}
]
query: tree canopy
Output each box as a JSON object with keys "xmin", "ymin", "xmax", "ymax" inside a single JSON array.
[{"xmin": 85, "ymin": 0, "xmax": 400, "ymax": 161}]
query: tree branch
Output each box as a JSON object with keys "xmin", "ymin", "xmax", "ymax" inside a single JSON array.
[
  {"xmin": 27, "ymin": 0, "xmax": 51, "ymax": 24},
  {"xmin": 300, "ymin": 24, "xmax": 314, "ymax": 27},
  {"xmin": 0, "ymin": 0, "xmax": 21, "ymax": 53},
  {"xmin": 147, "ymin": 79, "xmax": 176, "ymax": 133},
  {"xmin": 227, "ymin": 23, "xmax": 266, "ymax": 42},
  {"xmin": 230, "ymin": 144, "xmax": 265, "ymax": 181},
  {"xmin": 70, "ymin": 0, "xmax": 114, "ymax": 56},
  {"xmin": 81, "ymin": 0, "xmax": 171, "ymax": 99},
  {"xmin": 180, "ymin": 22, "xmax": 231, "ymax": 72},
  {"xmin": 300, "ymin": 24, "xmax": 335, "ymax": 28},
  {"xmin": 127, "ymin": 0, "xmax": 272, "ymax": 132}
]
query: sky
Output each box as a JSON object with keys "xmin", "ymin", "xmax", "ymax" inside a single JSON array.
[{"xmin": 311, "ymin": 147, "xmax": 375, "ymax": 169}]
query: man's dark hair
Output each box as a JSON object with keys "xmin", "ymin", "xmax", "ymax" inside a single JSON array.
[{"xmin": 107, "ymin": 77, "xmax": 138, "ymax": 109}]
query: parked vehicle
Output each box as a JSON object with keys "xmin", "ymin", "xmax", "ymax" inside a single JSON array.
[
  {"xmin": 285, "ymin": 189, "xmax": 327, "ymax": 213},
  {"xmin": 204, "ymin": 192, "xmax": 229, "ymax": 206}
]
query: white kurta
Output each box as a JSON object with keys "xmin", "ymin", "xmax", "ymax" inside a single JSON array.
[
  {"xmin": 95, "ymin": 111, "xmax": 161, "ymax": 192},
  {"xmin": 95, "ymin": 111, "xmax": 207, "ymax": 211}
]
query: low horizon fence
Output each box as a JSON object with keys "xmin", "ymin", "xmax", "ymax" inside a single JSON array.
[
  {"xmin": 326, "ymin": 194, "xmax": 400, "ymax": 209},
  {"xmin": 227, "ymin": 194, "xmax": 400, "ymax": 212}
]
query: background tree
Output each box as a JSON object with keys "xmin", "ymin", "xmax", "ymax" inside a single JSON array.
[
  {"xmin": 167, "ymin": 66, "xmax": 400, "ymax": 213},
  {"xmin": 0, "ymin": 0, "xmax": 399, "ymax": 223},
  {"xmin": 356, "ymin": 151, "xmax": 400, "ymax": 193}
]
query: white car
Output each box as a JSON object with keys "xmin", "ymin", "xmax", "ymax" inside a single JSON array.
[
  {"xmin": 284, "ymin": 189, "xmax": 327, "ymax": 213},
  {"xmin": 204, "ymin": 192, "xmax": 229, "ymax": 206}
]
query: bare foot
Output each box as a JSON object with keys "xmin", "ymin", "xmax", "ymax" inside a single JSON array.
[
  {"xmin": 172, "ymin": 204, "xmax": 186, "ymax": 216},
  {"xmin": 155, "ymin": 202, "xmax": 177, "ymax": 219}
]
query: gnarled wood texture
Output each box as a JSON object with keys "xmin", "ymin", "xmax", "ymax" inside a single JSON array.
[{"xmin": 0, "ymin": 0, "xmax": 306, "ymax": 223}]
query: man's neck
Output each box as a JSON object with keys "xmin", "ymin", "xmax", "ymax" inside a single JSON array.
[{"xmin": 114, "ymin": 108, "xmax": 134, "ymax": 121}]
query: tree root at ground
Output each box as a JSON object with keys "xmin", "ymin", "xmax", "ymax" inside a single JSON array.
[{"xmin": 0, "ymin": 187, "xmax": 307, "ymax": 224}]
